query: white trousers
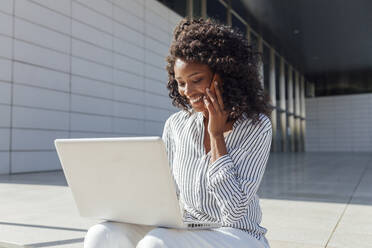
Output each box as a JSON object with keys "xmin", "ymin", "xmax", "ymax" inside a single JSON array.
[{"xmin": 84, "ymin": 221, "xmax": 270, "ymax": 248}]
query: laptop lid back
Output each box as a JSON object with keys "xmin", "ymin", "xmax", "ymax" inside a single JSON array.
[{"xmin": 55, "ymin": 137, "xmax": 184, "ymax": 227}]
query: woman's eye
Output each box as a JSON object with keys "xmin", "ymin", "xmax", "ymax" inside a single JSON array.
[{"xmin": 193, "ymin": 78, "xmax": 202, "ymax": 83}]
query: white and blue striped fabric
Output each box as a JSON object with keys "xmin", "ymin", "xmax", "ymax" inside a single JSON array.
[{"xmin": 162, "ymin": 110, "xmax": 272, "ymax": 240}]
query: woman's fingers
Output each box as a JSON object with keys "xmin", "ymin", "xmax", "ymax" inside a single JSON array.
[
  {"xmin": 203, "ymin": 96, "xmax": 216, "ymax": 114},
  {"xmin": 206, "ymin": 88, "xmax": 221, "ymax": 113},
  {"xmin": 214, "ymin": 81, "xmax": 224, "ymax": 111}
]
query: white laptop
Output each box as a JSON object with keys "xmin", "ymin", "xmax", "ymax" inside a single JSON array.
[{"xmin": 54, "ymin": 136, "xmax": 221, "ymax": 229}]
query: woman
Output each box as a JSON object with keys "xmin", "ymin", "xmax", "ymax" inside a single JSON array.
[{"xmin": 84, "ymin": 18, "xmax": 272, "ymax": 248}]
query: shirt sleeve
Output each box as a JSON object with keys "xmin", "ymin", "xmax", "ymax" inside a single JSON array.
[
  {"xmin": 206, "ymin": 127, "xmax": 272, "ymax": 224},
  {"xmin": 162, "ymin": 117, "xmax": 175, "ymax": 169},
  {"xmin": 162, "ymin": 116, "xmax": 184, "ymax": 205}
]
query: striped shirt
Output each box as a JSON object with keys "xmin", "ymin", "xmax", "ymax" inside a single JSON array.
[{"xmin": 162, "ymin": 110, "xmax": 272, "ymax": 239}]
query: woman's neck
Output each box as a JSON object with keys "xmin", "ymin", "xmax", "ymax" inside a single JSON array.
[{"xmin": 202, "ymin": 110, "xmax": 209, "ymax": 121}]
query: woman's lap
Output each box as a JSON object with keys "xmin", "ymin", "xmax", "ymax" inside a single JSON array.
[
  {"xmin": 84, "ymin": 222, "xmax": 154, "ymax": 248},
  {"xmin": 84, "ymin": 221, "xmax": 268, "ymax": 248},
  {"xmin": 138, "ymin": 226, "xmax": 267, "ymax": 248}
]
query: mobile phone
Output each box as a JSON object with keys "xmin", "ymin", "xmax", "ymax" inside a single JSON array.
[{"xmin": 209, "ymin": 73, "xmax": 216, "ymax": 94}]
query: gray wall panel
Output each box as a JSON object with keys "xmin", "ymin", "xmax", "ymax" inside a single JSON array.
[
  {"xmin": 1, "ymin": 0, "xmax": 181, "ymax": 174},
  {"xmin": 306, "ymin": 93, "xmax": 372, "ymax": 152}
]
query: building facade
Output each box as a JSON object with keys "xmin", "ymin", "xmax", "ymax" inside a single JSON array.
[
  {"xmin": 2, "ymin": 0, "xmax": 370, "ymax": 175},
  {"xmin": 0, "ymin": 0, "xmax": 181, "ymax": 174}
]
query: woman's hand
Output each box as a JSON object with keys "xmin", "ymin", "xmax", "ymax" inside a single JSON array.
[{"xmin": 204, "ymin": 81, "xmax": 229, "ymax": 137}]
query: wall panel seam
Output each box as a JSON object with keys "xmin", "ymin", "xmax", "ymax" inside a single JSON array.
[{"xmin": 9, "ymin": 0, "xmax": 15, "ymax": 174}]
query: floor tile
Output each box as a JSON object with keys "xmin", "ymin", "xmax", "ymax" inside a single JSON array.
[
  {"xmin": 327, "ymin": 232, "xmax": 372, "ymax": 248},
  {"xmin": 268, "ymin": 240, "xmax": 323, "ymax": 248}
]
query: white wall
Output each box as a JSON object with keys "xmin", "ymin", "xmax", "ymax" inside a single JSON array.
[
  {"xmin": 0, "ymin": 0, "xmax": 181, "ymax": 174},
  {"xmin": 305, "ymin": 93, "xmax": 372, "ymax": 152}
]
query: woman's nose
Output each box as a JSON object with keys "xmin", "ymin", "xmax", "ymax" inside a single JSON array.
[{"xmin": 184, "ymin": 83, "xmax": 194, "ymax": 96}]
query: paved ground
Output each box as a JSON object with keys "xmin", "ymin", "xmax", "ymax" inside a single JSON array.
[{"xmin": 0, "ymin": 152, "xmax": 371, "ymax": 248}]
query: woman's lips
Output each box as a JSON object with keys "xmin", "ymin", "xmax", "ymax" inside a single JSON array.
[{"xmin": 189, "ymin": 95, "xmax": 204, "ymax": 104}]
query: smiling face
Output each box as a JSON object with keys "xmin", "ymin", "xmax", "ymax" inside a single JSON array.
[{"xmin": 174, "ymin": 58, "xmax": 218, "ymax": 113}]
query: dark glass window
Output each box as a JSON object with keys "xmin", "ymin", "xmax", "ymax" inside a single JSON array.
[
  {"xmin": 286, "ymin": 114, "xmax": 291, "ymax": 151},
  {"xmin": 193, "ymin": 0, "xmax": 202, "ymax": 18},
  {"xmin": 207, "ymin": 0, "xmax": 227, "ymax": 24},
  {"xmin": 284, "ymin": 63, "xmax": 288, "ymax": 104},
  {"xmin": 314, "ymin": 70, "xmax": 372, "ymax": 96},
  {"xmin": 249, "ymin": 33, "xmax": 259, "ymax": 53},
  {"xmin": 305, "ymin": 81, "xmax": 312, "ymax": 97},
  {"xmin": 231, "ymin": 0, "xmax": 248, "ymax": 22},
  {"xmin": 275, "ymin": 54, "xmax": 280, "ymax": 102},
  {"xmin": 263, "ymin": 44, "xmax": 270, "ymax": 91},
  {"xmin": 156, "ymin": 0, "xmax": 187, "ymax": 17},
  {"xmin": 232, "ymin": 15, "xmax": 246, "ymax": 37},
  {"xmin": 276, "ymin": 106, "xmax": 282, "ymax": 152},
  {"xmin": 292, "ymin": 71, "xmax": 296, "ymax": 116}
]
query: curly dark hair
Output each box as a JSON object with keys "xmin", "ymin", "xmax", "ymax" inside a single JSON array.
[{"xmin": 165, "ymin": 17, "xmax": 272, "ymax": 124}]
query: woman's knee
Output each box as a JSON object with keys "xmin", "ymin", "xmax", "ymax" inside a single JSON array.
[
  {"xmin": 84, "ymin": 222, "xmax": 138, "ymax": 248},
  {"xmin": 137, "ymin": 235, "xmax": 167, "ymax": 248},
  {"xmin": 84, "ymin": 223, "xmax": 111, "ymax": 248}
]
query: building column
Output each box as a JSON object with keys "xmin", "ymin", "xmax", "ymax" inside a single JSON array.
[
  {"xmin": 269, "ymin": 48, "xmax": 277, "ymax": 152},
  {"xmin": 279, "ymin": 57, "xmax": 286, "ymax": 152},
  {"xmin": 187, "ymin": 0, "xmax": 193, "ymax": 18},
  {"xmin": 294, "ymin": 71, "xmax": 301, "ymax": 152},
  {"xmin": 258, "ymin": 36, "xmax": 264, "ymax": 89},
  {"xmin": 226, "ymin": 0, "xmax": 232, "ymax": 26},
  {"xmin": 287, "ymin": 66, "xmax": 295, "ymax": 152},
  {"xmin": 201, "ymin": 0, "xmax": 207, "ymax": 18},
  {"xmin": 300, "ymin": 76, "xmax": 306, "ymax": 152}
]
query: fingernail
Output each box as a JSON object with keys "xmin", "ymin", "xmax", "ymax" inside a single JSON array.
[
  {"xmin": 206, "ymin": 88, "xmax": 210, "ymax": 92},
  {"xmin": 215, "ymin": 81, "xmax": 218, "ymax": 85}
]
